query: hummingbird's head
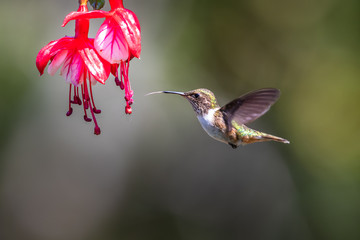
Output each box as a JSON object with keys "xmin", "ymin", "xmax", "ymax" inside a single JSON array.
[{"xmin": 160, "ymin": 88, "xmax": 219, "ymax": 115}]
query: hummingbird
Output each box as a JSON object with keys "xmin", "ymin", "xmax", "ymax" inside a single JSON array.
[{"xmin": 148, "ymin": 88, "xmax": 289, "ymax": 149}]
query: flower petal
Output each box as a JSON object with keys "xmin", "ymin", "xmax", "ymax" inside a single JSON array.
[
  {"xmin": 95, "ymin": 18, "xmax": 129, "ymax": 64},
  {"xmin": 47, "ymin": 50, "xmax": 68, "ymax": 76},
  {"xmin": 61, "ymin": 52, "xmax": 84, "ymax": 86}
]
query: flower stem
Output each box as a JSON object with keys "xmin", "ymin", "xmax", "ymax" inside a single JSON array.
[{"xmin": 109, "ymin": 0, "xmax": 124, "ymax": 9}]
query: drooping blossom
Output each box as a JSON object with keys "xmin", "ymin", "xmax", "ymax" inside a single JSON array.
[
  {"xmin": 36, "ymin": 0, "xmax": 111, "ymax": 135},
  {"xmin": 62, "ymin": 0, "xmax": 141, "ymax": 114}
]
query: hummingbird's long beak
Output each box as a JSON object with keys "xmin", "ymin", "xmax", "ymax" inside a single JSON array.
[
  {"xmin": 162, "ymin": 91, "xmax": 185, "ymax": 96},
  {"xmin": 146, "ymin": 91, "xmax": 185, "ymax": 96}
]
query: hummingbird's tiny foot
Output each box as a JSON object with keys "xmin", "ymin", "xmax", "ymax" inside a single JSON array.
[{"xmin": 229, "ymin": 143, "xmax": 237, "ymax": 149}]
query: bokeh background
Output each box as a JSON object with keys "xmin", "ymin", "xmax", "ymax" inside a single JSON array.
[{"xmin": 1, "ymin": 0, "xmax": 359, "ymax": 239}]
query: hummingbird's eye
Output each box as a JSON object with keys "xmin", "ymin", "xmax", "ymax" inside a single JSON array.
[{"xmin": 193, "ymin": 93, "xmax": 200, "ymax": 98}]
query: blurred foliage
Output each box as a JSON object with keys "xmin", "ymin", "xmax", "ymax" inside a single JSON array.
[
  {"xmin": 0, "ymin": 62, "xmax": 31, "ymax": 159},
  {"xmin": 0, "ymin": 2, "xmax": 38, "ymax": 161},
  {"xmin": 89, "ymin": 0, "xmax": 105, "ymax": 10}
]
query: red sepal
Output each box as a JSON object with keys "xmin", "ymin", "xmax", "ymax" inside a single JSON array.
[
  {"xmin": 36, "ymin": 37, "xmax": 73, "ymax": 75},
  {"xmin": 62, "ymin": 10, "xmax": 110, "ymax": 27}
]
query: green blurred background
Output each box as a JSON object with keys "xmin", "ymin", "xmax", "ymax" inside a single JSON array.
[{"xmin": 0, "ymin": 0, "xmax": 359, "ymax": 239}]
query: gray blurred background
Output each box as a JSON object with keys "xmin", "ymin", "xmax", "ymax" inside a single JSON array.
[{"xmin": 0, "ymin": 0, "xmax": 359, "ymax": 240}]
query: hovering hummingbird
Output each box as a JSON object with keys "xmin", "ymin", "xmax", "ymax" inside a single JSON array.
[{"xmin": 147, "ymin": 88, "xmax": 289, "ymax": 148}]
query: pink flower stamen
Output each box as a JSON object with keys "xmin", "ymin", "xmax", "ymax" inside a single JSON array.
[
  {"xmin": 76, "ymin": 87, "xmax": 82, "ymax": 105},
  {"xmin": 89, "ymin": 81, "xmax": 101, "ymax": 114},
  {"xmin": 119, "ymin": 66, "xmax": 125, "ymax": 90},
  {"xmin": 112, "ymin": 60, "xmax": 134, "ymax": 114},
  {"xmin": 66, "ymin": 85, "xmax": 73, "ymax": 116},
  {"xmin": 81, "ymin": 84, "xmax": 92, "ymax": 122},
  {"xmin": 70, "ymin": 86, "xmax": 77, "ymax": 104},
  {"xmin": 121, "ymin": 61, "xmax": 134, "ymax": 113},
  {"xmin": 87, "ymin": 93, "xmax": 101, "ymax": 135},
  {"xmin": 114, "ymin": 76, "xmax": 121, "ymax": 86},
  {"xmin": 84, "ymin": 75, "xmax": 101, "ymax": 134},
  {"xmin": 119, "ymin": 79, "xmax": 125, "ymax": 90}
]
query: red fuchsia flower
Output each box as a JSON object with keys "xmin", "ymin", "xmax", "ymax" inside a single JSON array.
[
  {"xmin": 62, "ymin": 0, "xmax": 141, "ymax": 114},
  {"xmin": 36, "ymin": 0, "xmax": 111, "ymax": 135}
]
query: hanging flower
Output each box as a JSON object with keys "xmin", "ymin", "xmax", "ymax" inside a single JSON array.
[
  {"xmin": 62, "ymin": 0, "xmax": 141, "ymax": 114},
  {"xmin": 36, "ymin": 0, "xmax": 111, "ymax": 135}
]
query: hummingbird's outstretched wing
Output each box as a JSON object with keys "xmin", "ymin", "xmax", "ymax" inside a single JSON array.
[{"xmin": 220, "ymin": 88, "xmax": 280, "ymax": 132}]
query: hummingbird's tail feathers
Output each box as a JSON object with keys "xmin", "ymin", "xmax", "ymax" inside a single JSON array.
[
  {"xmin": 261, "ymin": 133, "xmax": 290, "ymax": 144},
  {"xmin": 238, "ymin": 133, "xmax": 289, "ymax": 145},
  {"xmin": 234, "ymin": 124, "xmax": 290, "ymax": 144}
]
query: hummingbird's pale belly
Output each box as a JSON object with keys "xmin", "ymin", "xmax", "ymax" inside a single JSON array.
[{"xmin": 197, "ymin": 109, "xmax": 228, "ymax": 144}]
